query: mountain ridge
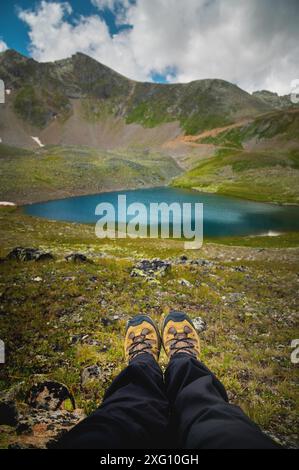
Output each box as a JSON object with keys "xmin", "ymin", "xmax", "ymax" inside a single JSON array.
[
  {"xmin": 0, "ymin": 49, "xmax": 278, "ymax": 149},
  {"xmin": 1, "ymin": 49, "xmax": 298, "ymax": 206}
]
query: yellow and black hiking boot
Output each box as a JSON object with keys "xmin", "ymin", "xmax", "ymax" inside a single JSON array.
[
  {"xmin": 124, "ymin": 315, "xmax": 161, "ymax": 362},
  {"xmin": 162, "ymin": 311, "xmax": 201, "ymax": 359}
]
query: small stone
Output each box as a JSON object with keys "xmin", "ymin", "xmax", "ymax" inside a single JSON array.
[
  {"xmin": 234, "ymin": 266, "xmax": 247, "ymax": 272},
  {"xmin": 228, "ymin": 292, "xmax": 244, "ymax": 303},
  {"xmin": 101, "ymin": 317, "xmax": 112, "ymax": 327},
  {"xmin": 101, "ymin": 316, "xmax": 119, "ymax": 327},
  {"xmin": 131, "ymin": 258, "xmax": 171, "ymax": 279},
  {"xmin": 65, "ymin": 253, "xmax": 88, "ymax": 263},
  {"xmin": 35, "ymin": 252, "xmax": 54, "ymax": 262},
  {"xmin": 75, "ymin": 295, "xmax": 87, "ymax": 305},
  {"xmin": 71, "ymin": 334, "xmax": 89, "ymax": 344},
  {"xmin": 81, "ymin": 365, "xmax": 102, "ymax": 386},
  {"xmin": 192, "ymin": 259, "xmax": 214, "ymax": 268},
  {"xmin": 192, "ymin": 317, "xmax": 207, "ymax": 333},
  {"xmin": 179, "ymin": 279, "xmax": 193, "ymax": 288},
  {"xmin": 33, "ymin": 276, "xmax": 43, "ymax": 282},
  {"xmin": 63, "ymin": 276, "xmax": 76, "ymax": 282}
]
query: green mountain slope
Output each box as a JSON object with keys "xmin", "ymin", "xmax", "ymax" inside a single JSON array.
[
  {"xmin": 172, "ymin": 109, "xmax": 299, "ymax": 203},
  {"xmin": 0, "ymin": 49, "xmax": 271, "ymax": 144},
  {"xmin": 252, "ymin": 90, "xmax": 297, "ymax": 110},
  {"xmin": 0, "ymin": 144, "xmax": 181, "ymax": 204},
  {"xmin": 197, "ymin": 108, "xmax": 299, "ymax": 147},
  {"xmin": 1, "ymin": 50, "xmax": 299, "ymax": 205}
]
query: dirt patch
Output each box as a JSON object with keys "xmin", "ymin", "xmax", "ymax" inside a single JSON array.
[{"xmin": 40, "ymin": 100, "xmax": 182, "ymax": 150}]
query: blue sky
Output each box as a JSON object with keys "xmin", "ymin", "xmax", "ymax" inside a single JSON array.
[
  {"xmin": 0, "ymin": 0, "xmax": 30, "ymax": 56},
  {"xmin": 0, "ymin": 1, "xmax": 129, "ymax": 56},
  {"xmin": 0, "ymin": 0, "xmax": 169, "ymax": 83},
  {"xmin": 0, "ymin": 0, "xmax": 298, "ymax": 93}
]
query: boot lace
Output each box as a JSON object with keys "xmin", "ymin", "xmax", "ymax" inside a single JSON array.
[
  {"xmin": 167, "ymin": 326, "xmax": 197, "ymax": 356},
  {"xmin": 128, "ymin": 328, "xmax": 155, "ymax": 359}
]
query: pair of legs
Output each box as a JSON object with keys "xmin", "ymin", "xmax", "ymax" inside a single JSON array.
[{"xmin": 58, "ymin": 312, "xmax": 280, "ymax": 449}]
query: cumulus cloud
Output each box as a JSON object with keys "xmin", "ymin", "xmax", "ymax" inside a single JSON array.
[
  {"xmin": 0, "ymin": 40, "xmax": 8, "ymax": 53},
  {"xmin": 91, "ymin": 0, "xmax": 132, "ymax": 24},
  {"xmin": 17, "ymin": 0, "xmax": 299, "ymax": 94},
  {"xmin": 18, "ymin": 1, "xmax": 143, "ymax": 80},
  {"xmin": 91, "ymin": 0, "xmax": 131, "ymax": 11}
]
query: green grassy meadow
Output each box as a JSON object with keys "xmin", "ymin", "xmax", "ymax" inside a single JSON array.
[{"xmin": 0, "ymin": 206, "xmax": 298, "ymax": 448}]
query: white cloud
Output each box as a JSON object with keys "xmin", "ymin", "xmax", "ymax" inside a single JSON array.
[
  {"xmin": 0, "ymin": 40, "xmax": 8, "ymax": 53},
  {"xmin": 91, "ymin": 0, "xmax": 130, "ymax": 11},
  {"xmin": 17, "ymin": 0, "xmax": 299, "ymax": 94},
  {"xmin": 18, "ymin": 0, "xmax": 143, "ymax": 80},
  {"xmin": 91, "ymin": 0, "xmax": 131, "ymax": 23}
]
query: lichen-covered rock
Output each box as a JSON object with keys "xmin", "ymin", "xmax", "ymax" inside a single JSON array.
[
  {"xmin": 9, "ymin": 408, "xmax": 86, "ymax": 449},
  {"xmin": 27, "ymin": 381, "xmax": 75, "ymax": 411},
  {"xmin": 179, "ymin": 278, "xmax": 193, "ymax": 288},
  {"xmin": 81, "ymin": 365, "xmax": 103, "ymax": 387},
  {"xmin": 131, "ymin": 258, "xmax": 171, "ymax": 279},
  {"xmin": 101, "ymin": 315, "xmax": 120, "ymax": 327},
  {"xmin": 192, "ymin": 317, "xmax": 207, "ymax": 333},
  {"xmin": 7, "ymin": 247, "xmax": 54, "ymax": 262},
  {"xmin": 65, "ymin": 253, "xmax": 88, "ymax": 263},
  {"xmin": 191, "ymin": 259, "xmax": 214, "ymax": 268}
]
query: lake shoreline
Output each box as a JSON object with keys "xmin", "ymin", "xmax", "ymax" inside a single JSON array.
[
  {"xmin": 22, "ymin": 187, "xmax": 299, "ymax": 239},
  {"xmin": 184, "ymin": 186, "xmax": 299, "ymax": 208},
  {"xmin": 14, "ymin": 181, "xmax": 299, "ymax": 208},
  {"xmin": 15, "ymin": 183, "xmax": 166, "ymax": 207}
]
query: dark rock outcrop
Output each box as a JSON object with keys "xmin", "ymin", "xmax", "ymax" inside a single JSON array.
[
  {"xmin": 0, "ymin": 400, "xmax": 19, "ymax": 426},
  {"xmin": 27, "ymin": 381, "xmax": 75, "ymax": 411},
  {"xmin": 131, "ymin": 258, "xmax": 171, "ymax": 279},
  {"xmin": 7, "ymin": 247, "xmax": 54, "ymax": 262},
  {"xmin": 65, "ymin": 253, "xmax": 88, "ymax": 263}
]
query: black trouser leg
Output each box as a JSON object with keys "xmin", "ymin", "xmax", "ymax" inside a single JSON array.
[
  {"xmin": 58, "ymin": 354, "xmax": 169, "ymax": 449},
  {"xmin": 165, "ymin": 354, "xmax": 280, "ymax": 449}
]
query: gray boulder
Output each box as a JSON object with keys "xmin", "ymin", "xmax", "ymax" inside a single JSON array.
[
  {"xmin": 81, "ymin": 365, "xmax": 103, "ymax": 387},
  {"xmin": 65, "ymin": 253, "xmax": 88, "ymax": 263},
  {"xmin": 131, "ymin": 258, "xmax": 171, "ymax": 279},
  {"xmin": 27, "ymin": 381, "xmax": 75, "ymax": 411},
  {"xmin": 7, "ymin": 247, "xmax": 54, "ymax": 262},
  {"xmin": 192, "ymin": 317, "xmax": 207, "ymax": 333}
]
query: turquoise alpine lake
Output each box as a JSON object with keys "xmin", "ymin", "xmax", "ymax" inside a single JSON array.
[{"xmin": 24, "ymin": 187, "xmax": 299, "ymax": 237}]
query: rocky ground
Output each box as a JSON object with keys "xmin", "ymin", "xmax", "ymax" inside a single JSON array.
[{"xmin": 0, "ymin": 207, "xmax": 298, "ymax": 448}]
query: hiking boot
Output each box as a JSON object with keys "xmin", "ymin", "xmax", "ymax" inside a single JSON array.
[
  {"xmin": 161, "ymin": 311, "xmax": 201, "ymax": 359},
  {"xmin": 124, "ymin": 315, "xmax": 161, "ymax": 362}
]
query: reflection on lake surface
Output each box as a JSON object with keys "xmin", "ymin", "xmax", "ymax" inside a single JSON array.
[{"xmin": 24, "ymin": 187, "xmax": 299, "ymax": 237}]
